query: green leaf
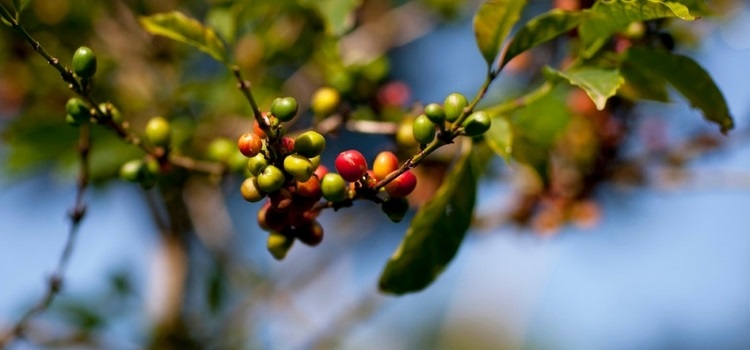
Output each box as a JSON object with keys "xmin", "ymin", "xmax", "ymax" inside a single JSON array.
[
  {"xmin": 485, "ymin": 116, "xmax": 512, "ymax": 161},
  {"xmin": 139, "ymin": 11, "xmax": 228, "ymax": 63},
  {"xmin": 625, "ymin": 47, "xmax": 734, "ymax": 133},
  {"xmin": 544, "ymin": 66, "xmax": 624, "ymax": 110},
  {"xmin": 379, "ymin": 141, "xmax": 491, "ymax": 295},
  {"xmin": 299, "ymin": 0, "xmax": 362, "ymax": 36},
  {"xmin": 672, "ymin": 0, "xmax": 710, "ymax": 14},
  {"xmin": 11, "ymin": 0, "xmax": 30, "ymax": 13},
  {"xmin": 579, "ymin": 0, "xmax": 698, "ymax": 57},
  {"xmin": 473, "ymin": 0, "xmax": 528, "ymax": 68},
  {"xmin": 502, "ymin": 9, "xmax": 584, "ymax": 68},
  {"xmin": 619, "ymin": 61, "xmax": 669, "ymax": 102}
]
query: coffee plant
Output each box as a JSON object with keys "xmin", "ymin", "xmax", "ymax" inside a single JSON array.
[{"xmin": 0, "ymin": 0, "xmax": 736, "ymax": 347}]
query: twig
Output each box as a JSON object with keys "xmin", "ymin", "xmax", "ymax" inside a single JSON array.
[{"xmin": 0, "ymin": 124, "xmax": 92, "ymax": 348}]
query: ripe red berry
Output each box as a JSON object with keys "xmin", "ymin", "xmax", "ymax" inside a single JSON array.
[
  {"xmin": 296, "ymin": 175, "xmax": 321, "ymax": 198},
  {"xmin": 335, "ymin": 150, "xmax": 367, "ymax": 182},
  {"xmin": 372, "ymin": 151, "xmax": 399, "ymax": 181},
  {"xmin": 385, "ymin": 170, "xmax": 417, "ymax": 198},
  {"xmin": 279, "ymin": 137, "xmax": 295, "ymax": 155},
  {"xmin": 253, "ymin": 119, "xmax": 267, "ymax": 139},
  {"xmin": 238, "ymin": 132, "xmax": 263, "ymax": 157}
]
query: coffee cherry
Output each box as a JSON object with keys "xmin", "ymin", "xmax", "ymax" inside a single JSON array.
[
  {"xmin": 335, "ymin": 150, "xmax": 367, "ymax": 182},
  {"xmin": 253, "ymin": 119, "xmax": 268, "ymax": 139},
  {"xmin": 119, "ymin": 159, "xmax": 144, "ymax": 183},
  {"xmin": 385, "ymin": 170, "xmax": 417, "ymax": 198},
  {"xmin": 424, "ymin": 103, "xmax": 445, "ymax": 125},
  {"xmin": 270, "ymin": 97, "xmax": 298, "ymax": 122},
  {"xmin": 311, "ymin": 87, "xmax": 340, "ymax": 116},
  {"xmin": 396, "ymin": 118, "xmax": 418, "ymax": 148},
  {"xmin": 412, "ymin": 114, "xmax": 436, "ymax": 144},
  {"xmin": 257, "ymin": 165, "xmax": 285, "ymax": 193},
  {"xmin": 207, "ymin": 138, "xmax": 235, "ymax": 162},
  {"xmin": 65, "ymin": 114, "xmax": 81, "ymax": 126},
  {"xmin": 66, "ymin": 97, "xmax": 89, "ymax": 125},
  {"xmin": 462, "ymin": 111, "xmax": 491, "ymax": 136},
  {"xmin": 246, "ymin": 153, "xmax": 269, "ymax": 176},
  {"xmin": 279, "ymin": 137, "xmax": 295, "ymax": 155},
  {"xmin": 237, "ymin": 132, "xmax": 263, "ymax": 157},
  {"xmin": 98, "ymin": 102, "xmax": 122, "ymax": 123},
  {"xmin": 313, "ymin": 164, "xmax": 329, "ymax": 179},
  {"xmin": 267, "ymin": 231, "xmax": 294, "ymax": 260},
  {"xmin": 72, "ymin": 46, "xmax": 97, "ymax": 79},
  {"xmin": 296, "ymin": 175, "xmax": 321, "ymax": 198},
  {"xmin": 145, "ymin": 116, "xmax": 171, "ymax": 148},
  {"xmin": 240, "ymin": 177, "xmax": 265, "ymax": 202},
  {"xmin": 309, "ymin": 155, "xmax": 321, "ymax": 170},
  {"xmin": 283, "ymin": 154, "xmax": 314, "ymax": 182},
  {"xmin": 444, "ymin": 92, "xmax": 468, "ymax": 122},
  {"xmin": 372, "ymin": 151, "xmax": 399, "ymax": 181},
  {"xmin": 321, "ymin": 173, "xmax": 347, "ymax": 202},
  {"xmin": 269, "ymin": 188, "xmax": 294, "ymax": 212},
  {"xmin": 381, "ymin": 197, "xmax": 409, "ymax": 223},
  {"xmin": 294, "ymin": 131, "xmax": 326, "ymax": 158},
  {"xmin": 296, "ymin": 220, "xmax": 324, "ymax": 247}
]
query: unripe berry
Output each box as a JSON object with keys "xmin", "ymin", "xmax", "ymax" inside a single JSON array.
[
  {"xmin": 309, "ymin": 155, "xmax": 321, "ymax": 170},
  {"xmin": 381, "ymin": 197, "xmax": 410, "ymax": 223},
  {"xmin": 443, "ymin": 92, "xmax": 468, "ymax": 122},
  {"xmin": 412, "ymin": 114, "xmax": 436, "ymax": 144},
  {"xmin": 372, "ymin": 151, "xmax": 399, "ymax": 181},
  {"xmin": 462, "ymin": 111, "xmax": 491, "ymax": 136},
  {"xmin": 98, "ymin": 103, "xmax": 122, "ymax": 123},
  {"xmin": 270, "ymin": 97, "xmax": 298, "ymax": 122},
  {"xmin": 267, "ymin": 231, "xmax": 294, "ymax": 260},
  {"xmin": 257, "ymin": 165, "xmax": 286, "ymax": 193},
  {"xmin": 311, "ymin": 87, "xmax": 340, "ymax": 116},
  {"xmin": 246, "ymin": 153, "xmax": 269, "ymax": 176},
  {"xmin": 72, "ymin": 46, "xmax": 97, "ymax": 79},
  {"xmin": 240, "ymin": 177, "xmax": 265, "ymax": 202},
  {"xmin": 207, "ymin": 138, "xmax": 235, "ymax": 162},
  {"xmin": 335, "ymin": 150, "xmax": 367, "ymax": 182},
  {"xmin": 321, "ymin": 173, "xmax": 348, "ymax": 202},
  {"xmin": 119, "ymin": 159, "xmax": 144, "ymax": 183},
  {"xmin": 283, "ymin": 154, "xmax": 314, "ymax": 182},
  {"xmin": 294, "ymin": 131, "xmax": 326, "ymax": 158},
  {"xmin": 237, "ymin": 132, "xmax": 263, "ymax": 157},
  {"xmin": 145, "ymin": 116, "xmax": 171, "ymax": 148},
  {"xmin": 66, "ymin": 98, "xmax": 90, "ymax": 125},
  {"xmin": 385, "ymin": 170, "xmax": 417, "ymax": 198},
  {"xmin": 424, "ymin": 103, "xmax": 445, "ymax": 125},
  {"xmin": 396, "ymin": 118, "xmax": 418, "ymax": 148}
]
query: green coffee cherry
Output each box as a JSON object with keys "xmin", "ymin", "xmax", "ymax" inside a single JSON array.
[
  {"xmin": 240, "ymin": 177, "xmax": 266, "ymax": 202},
  {"xmin": 443, "ymin": 92, "xmax": 468, "ymax": 122},
  {"xmin": 66, "ymin": 98, "xmax": 89, "ymax": 125},
  {"xmin": 270, "ymin": 97, "xmax": 298, "ymax": 122},
  {"xmin": 98, "ymin": 103, "xmax": 122, "ymax": 123},
  {"xmin": 246, "ymin": 153, "xmax": 269, "ymax": 176},
  {"xmin": 424, "ymin": 103, "xmax": 445, "ymax": 125},
  {"xmin": 207, "ymin": 138, "xmax": 235, "ymax": 162},
  {"xmin": 294, "ymin": 131, "xmax": 326, "ymax": 158},
  {"xmin": 309, "ymin": 155, "xmax": 321, "ymax": 170},
  {"xmin": 145, "ymin": 116, "xmax": 171, "ymax": 148},
  {"xmin": 321, "ymin": 173, "xmax": 347, "ymax": 202},
  {"xmin": 72, "ymin": 46, "xmax": 97, "ymax": 79},
  {"xmin": 257, "ymin": 165, "xmax": 285, "ymax": 193},
  {"xmin": 283, "ymin": 154, "xmax": 314, "ymax": 182},
  {"xmin": 412, "ymin": 114, "xmax": 436, "ymax": 144},
  {"xmin": 120, "ymin": 159, "xmax": 144, "ymax": 183},
  {"xmin": 382, "ymin": 197, "xmax": 409, "ymax": 223},
  {"xmin": 267, "ymin": 231, "xmax": 294, "ymax": 260},
  {"xmin": 311, "ymin": 87, "xmax": 340, "ymax": 116},
  {"xmin": 462, "ymin": 111, "xmax": 491, "ymax": 136}
]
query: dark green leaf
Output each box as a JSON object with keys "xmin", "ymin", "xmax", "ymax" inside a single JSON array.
[
  {"xmin": 485, "ymin": 116, "xmax": 512, "ymax": 161},
  {"xmin": 139, "ymin": 11, "xmax": 228, "ymax": 63},
  {"xmin": 579, "ymin": 0, "xmax": 697, "ymax": 57},
  {"xmin": 473, "ymin": 0, "xmax": 528, "ymax": 68},
  {"xmin": 625, "ymin": 47, "xmax": 734, "ymax": 133},
  {"xmin": 379, "ymin": 141, "xmax": 491, "ymax": 295},
  {"xmin": 544, "ymin": 66, "xmax": 624, "ymax": 110},
  {"xmin": 11, "ymin": 0, "xmax": 30, "ymax": 13},
  {"xmin": 502, "ymin": 9, "xmax": 584, "ymax": 68},
  {"xmin": 300, "ymin": 0, "xmax": 362, "ymax": 36},
  {"xmin": 619, "ymin": 61, "xmax": 669, "ymax": 102}
]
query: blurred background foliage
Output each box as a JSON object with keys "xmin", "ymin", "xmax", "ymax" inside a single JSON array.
[{"xmin": 1, "ymin": 0, "xmax": 748, "ymax": 348}]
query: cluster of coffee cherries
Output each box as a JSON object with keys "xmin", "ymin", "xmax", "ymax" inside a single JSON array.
[{"xmin": 64, "ymin": 46, "xmax": 123, "ymax": 127}]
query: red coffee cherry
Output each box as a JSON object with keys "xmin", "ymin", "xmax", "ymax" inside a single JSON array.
[
  {"xmin": 296, "ymin": 175, "xmax": 322, "ymax": 198},
  {"xmin": 296, "ymin": 220, "xmax": 324, "ymax": 247},
  {"xmin": 385, "ymin": 170, "xmax": 417, "ymax": 198},
  {"xmin": 253, "ymin": 119, "xmax": 268, "ymax": 139},
  {"xmin": 258, "ymin": 202, "xmax": 288, "ymax": 232},
  {"xmin": 372, "ymin": 151, "xmax": 399, "ymax": 181},
  {"xmin": 335, "ymin": 150, "xmax": 367, "ymax": 182},
  {"xmin": 279, "ymin": 137, "xmax": 295, "ymax": 155},
  {"xmin": 313, "ymin": 164, "xmax": 329, "ymax": 179},
  {"xmin": 238, "ymin": 132, "xmax": 263, "ymax": 157}
]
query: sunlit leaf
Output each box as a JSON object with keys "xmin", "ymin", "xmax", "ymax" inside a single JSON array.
[
  {"xmin": 473, "ymin": 0, "xmax": 527, "ymax": 68},
  {"xmin": 579, "ymin": 0, "xmax": 698, "ymax": 57},
  {"xmin": 379, "ymin": 141, "xmax": 491, "ymax": 295},
  {"xmin": 544, "ymin": 66, "xmax": 624, "ymax": 110},
  {"xmin": 502, "ymin": 9, "xmax": 584, "ymax": 68},
  {"xmin": 485, "ymin": 116, "xmax": 512, "ymax": 161},
  {"xmin": 139, "ymin": 11, "xmax": 228, "ymax": 63},
  {"xmin": 300, "ymin": 0, "xmax": 362, "ymax": 36},
  {"xmin": 625, "ymin": 47, "xmax": 734, "ymax": 133}
]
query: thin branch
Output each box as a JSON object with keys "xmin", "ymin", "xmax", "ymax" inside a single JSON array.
[{"xmin": 0, "ymin": 124, "xmax": 92, "ymax": 348}]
